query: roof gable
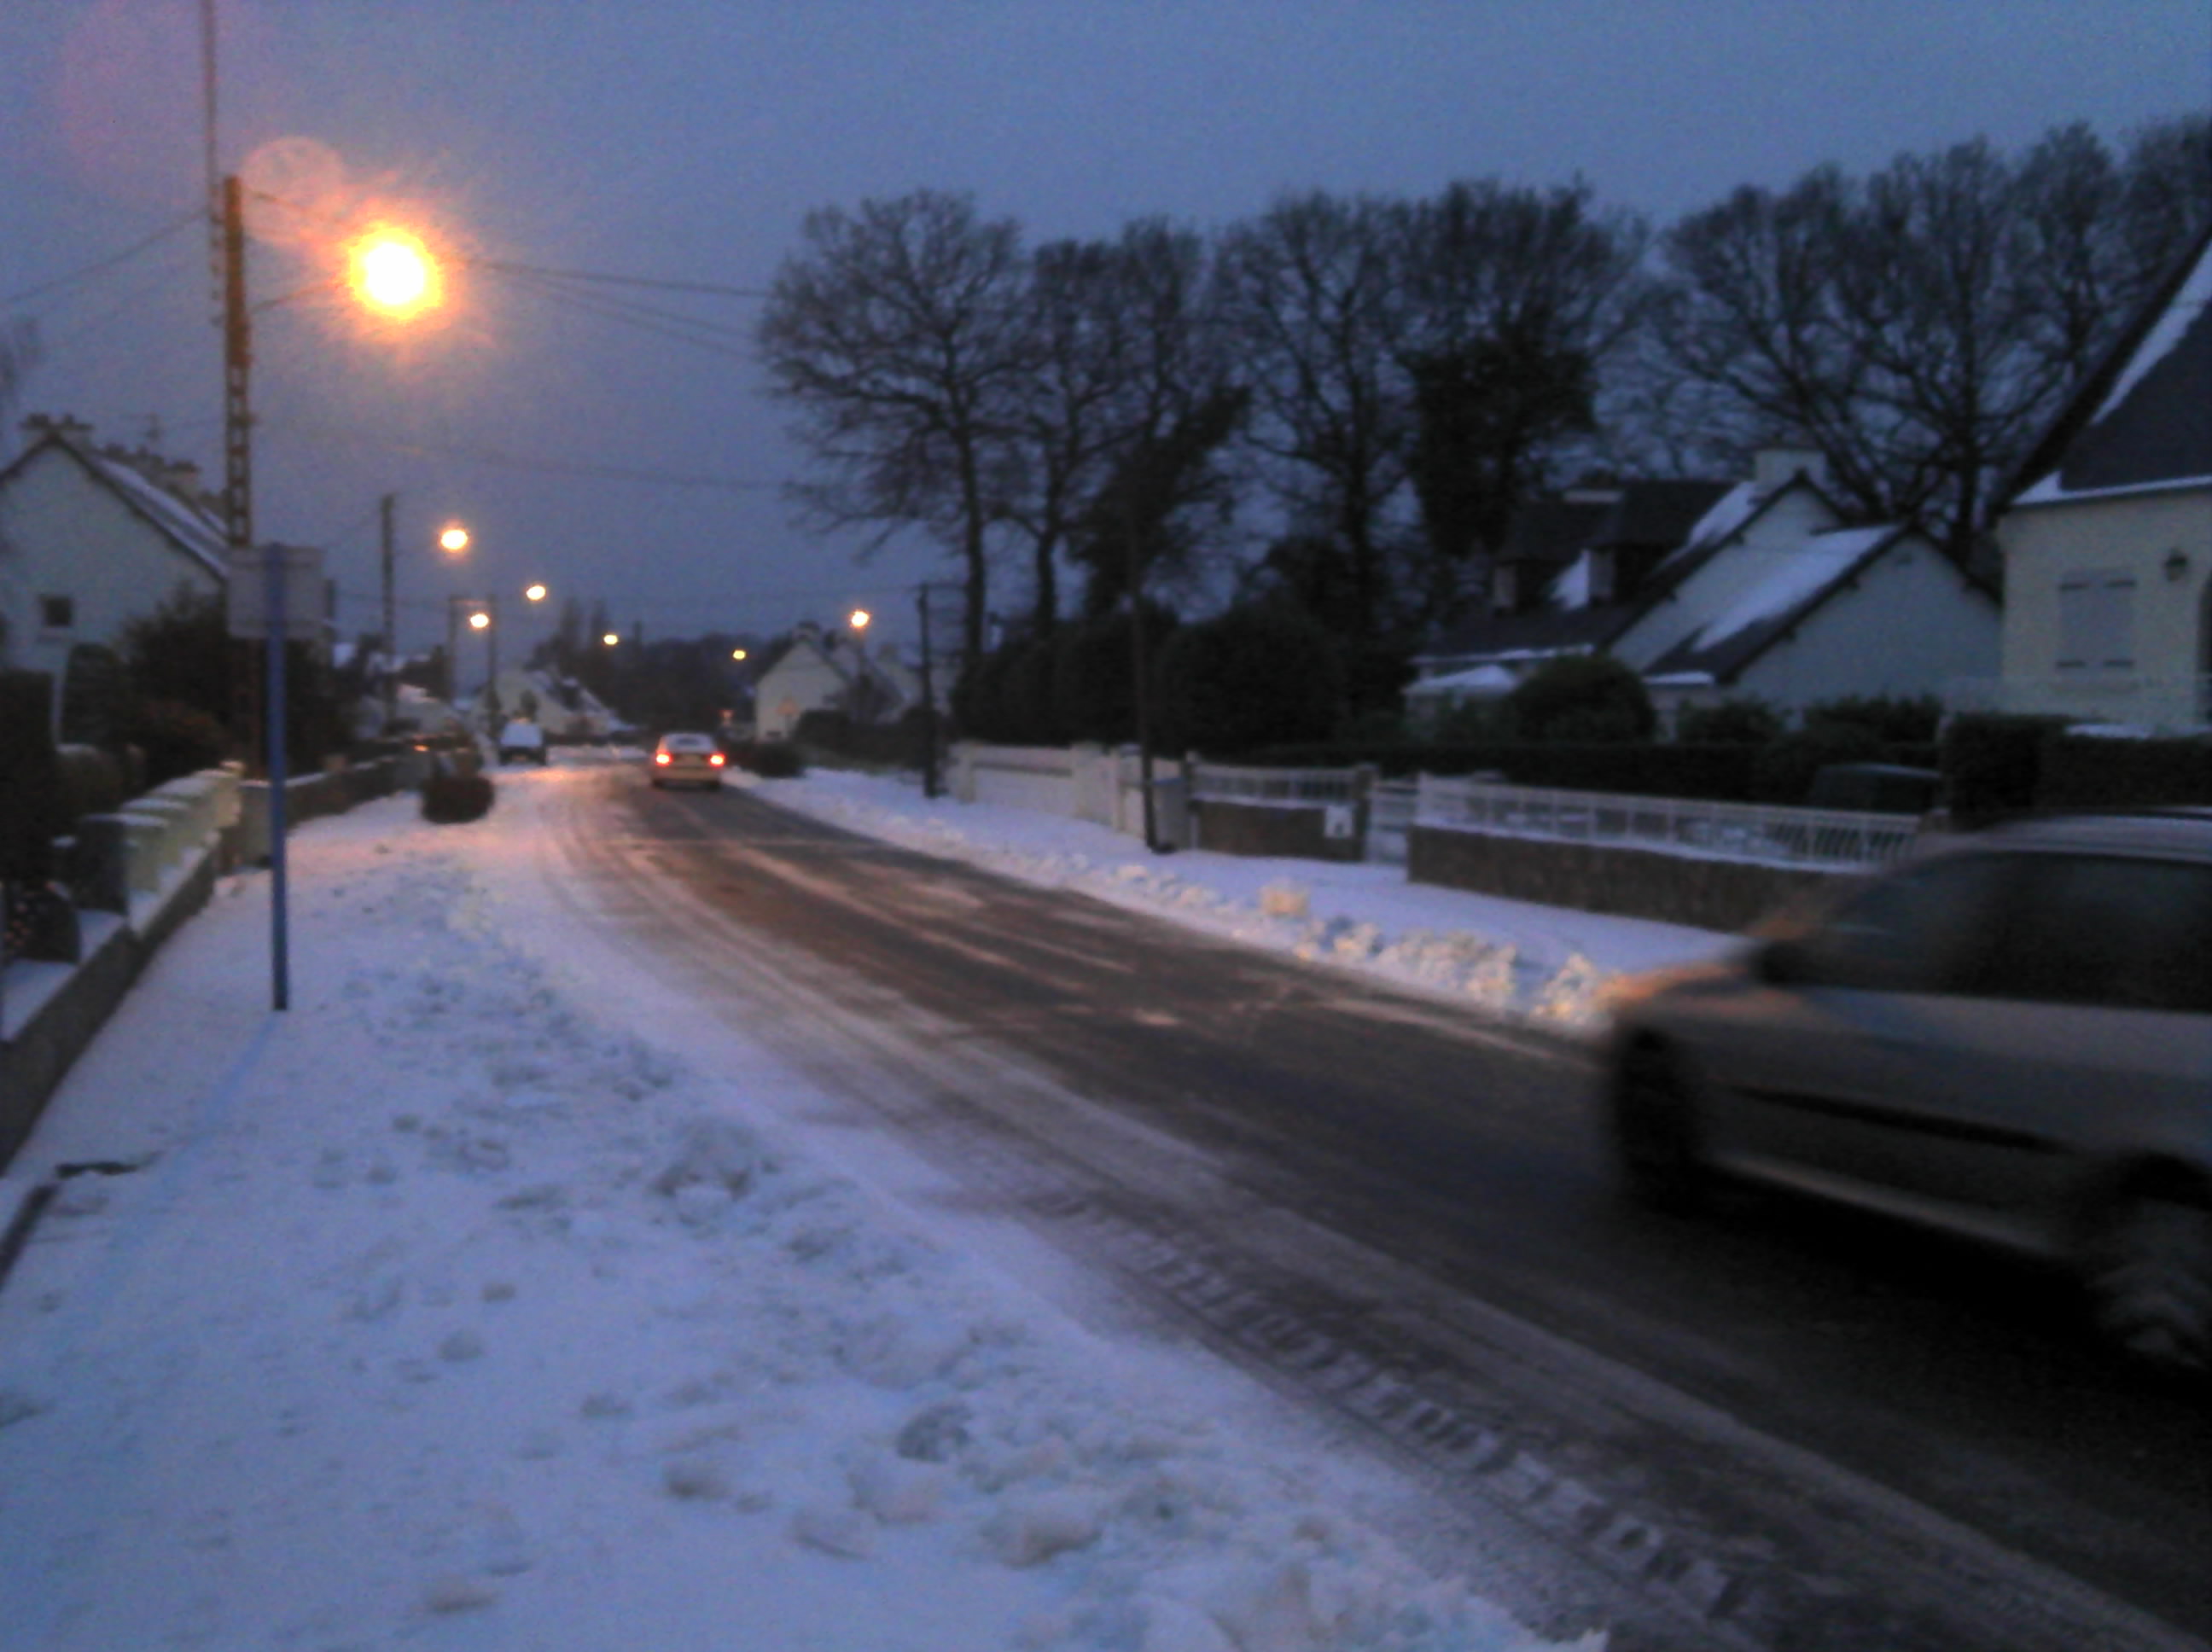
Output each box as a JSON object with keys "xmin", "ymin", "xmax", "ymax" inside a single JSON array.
[
  {"xmin": 0, "ymin": 428, "xmax": 230, "ymax": 581},
  {"xmin": 2011, "ymin": 227, "xmax": 2212, "ymax": 506}
]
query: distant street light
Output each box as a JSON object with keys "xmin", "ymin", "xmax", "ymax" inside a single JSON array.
[
  {"xmin": 468, "ymin": 609, "xmax": 491, "ymax": 631},
  {"xmin": 848, "ymin": 608, "xmax": 871, "ymax": 631},
  {"xmin": 524, "ymin": 582, "xmax": 548, "ymax": 602},
  {"xmin": 731, "ymin": 648, "xmax": 748, "ymax": 661},
  {"xmin": 439, "ymin": 524, "xmax": 470, "ymax": 554},
  {"xmin": 602, "ymin": 631, "xmax": 620, "ymax": 648}
]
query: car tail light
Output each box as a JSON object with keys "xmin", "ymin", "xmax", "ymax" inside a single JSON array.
[
  {"xmin": 709, "ymin": 753, "xmax": 725, "ymax": 766},
  {"xmin": 655, "ymin": 751, "xmax": 671, "ymax": 765}
]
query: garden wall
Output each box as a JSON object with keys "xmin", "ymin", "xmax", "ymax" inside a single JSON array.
[{"xmin": 1407, "ymin": 825, "xmax": 1851, "ymax": 934}]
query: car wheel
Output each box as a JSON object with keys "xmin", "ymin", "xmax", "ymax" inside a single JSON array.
[
  {"xmin": 2085, "ymin": 1194, "xmax": 2212, "ymax": 1376},
  {"xmin": 1610, "ymin": 1044, "xmax": 1707, "ymax": 1210}
]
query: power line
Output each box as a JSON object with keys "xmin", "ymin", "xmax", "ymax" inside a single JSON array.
[
  {"xmin": 3, "ymin": 210, "xmax": 202, "ymax": 309},
  {"xmin": 484, "ymin": 266, "xmax": 757, "ymax": 361},
  {"xmin": 472, "ymin": 260, "xmax": 769, "ymax": 300},
  {"xmin": 311, "ymin": 431, "xmax": 786, "ymax": 492}
]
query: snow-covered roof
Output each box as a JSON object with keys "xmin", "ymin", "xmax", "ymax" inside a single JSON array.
[
  {"xmin": 2010, "ymin": 228, "xmax": 2212, "ymax": 508},
  {"xmin": 1403, "ymin": 662, "xmax": 1518, "ymax": 699},
  {"xmin": 87, "ymin": 451, "xmax": 229, "ymax": 579},
  {"xmin": 1679, "ymin": 526, "xmax": 1894, "ymax": 655}
]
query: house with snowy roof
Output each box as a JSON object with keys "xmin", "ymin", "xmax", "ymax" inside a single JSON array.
[
  {"xmin": 1975, "ymin": 225, "xmax": 2212, "ymax": 731},
  {"xmin": 1406, "ymin": 449, "xmax": 2000, "ymax": 730},
  {"xmin": 0, "ymin": 415, "xmax": 231, "ymax": 732},
  {"xmin": 1405, "ymin": 477, "xmax": 1732, "ymax": 725},
  {"xmin": 753, "ymin": 624, "xmax": 919, "ymax": 741}
]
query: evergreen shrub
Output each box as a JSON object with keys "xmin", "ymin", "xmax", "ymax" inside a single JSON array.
[
  {"xmin": 1941, "ymin": 713, "xmax": 2071, "ymax": 825},
  {"xmin": 2036, "ymin": 733, "xmax": 2212, "ymax": 810},
  {"xmin": 1505, "ymin": 654, "xmax": 1655, "ymax": 743}
]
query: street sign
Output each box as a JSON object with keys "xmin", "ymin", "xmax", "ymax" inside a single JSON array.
[{"xmin": 226, "ymin": 544, "xmax": 326, "ymax": 639}]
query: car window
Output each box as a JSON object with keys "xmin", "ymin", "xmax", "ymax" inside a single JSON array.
[
  {"xmin": 1795, "ymin": 852, "xmax": 2015, "ymax": 995},
  {"xmin": 1972, "ymin": 855, "xmax": 2212, "ymax": 1012}
]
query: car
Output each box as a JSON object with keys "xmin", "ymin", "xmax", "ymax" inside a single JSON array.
[
  {"xmin": 496, "ymin": 720, "xmax": 548, "ymax": 765},
  {"xmin": 1602, "ymin": 811, "xmax": 2212, "ymax": 1375},
  {"xmin": 650, "ymin": 730, "xmax": 725, "ymax": 789}
]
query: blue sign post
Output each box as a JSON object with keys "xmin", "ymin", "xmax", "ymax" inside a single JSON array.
[{"xmin": 264, "ymin": 542, "xmax": 290, "ymax": 1013}]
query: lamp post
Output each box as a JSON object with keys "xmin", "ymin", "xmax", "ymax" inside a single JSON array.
[{"xmin": 220, "ymin": 172, "xmax": 445, "ymax": 1009}]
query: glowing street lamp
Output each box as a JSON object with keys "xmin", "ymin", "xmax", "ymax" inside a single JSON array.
[
  {"xmin": 731, "ymin": 648, "xmax": 748, "ymax": 661},
  {"xmin": 346, "ymin": 224, "xmax": 444, "ymax": 322},
  {"xmin": 602, "ymin": 632, "xmax": 620, "ymax": 648},
  {"xmin": 439, "ymin": 524, "xmax": 470, "ymax": 555},
  {"xmin": 524, "ymin": 582, "xmax": 548, "ymax": 603},
  {"xmin": 848, "ymin": 608, "xmax": 871, "ymax": 632}
]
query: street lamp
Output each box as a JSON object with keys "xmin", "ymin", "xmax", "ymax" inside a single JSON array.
[
  {"xmin": 524, "ymin": 582, "xmax": 548, "ymax": 603},
  {"xmin": 439, "ymin": 524, "xmax": 470, "ymax": 555},
  {"xmin": 219, "ymin": 172, "xmax": 446, "ymax": 1012},
  {"xmin": 602, "ymin": 631, "xmax": 620, "ymax": 648},
  {"xmin": 848, "ymin": 608, "xmax": 871, "ymax": 632}
]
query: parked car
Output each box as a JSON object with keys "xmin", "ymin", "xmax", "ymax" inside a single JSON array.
[
  {"xmin": 497, "ymin": 721, "xmax": 548, "ymax": 765},
  {"xmin": 650, "ymin": 730, "xmax": 725, "ymax": 790},
  {"xmin": 1602, "ymin": 811, "xmax": 2212, "ymax": 1376}
]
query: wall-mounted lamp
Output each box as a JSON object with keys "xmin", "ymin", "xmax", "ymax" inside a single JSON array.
[{"xmin": 2164, "ymin": 548, "xmax": 2191, "ymax": 581}]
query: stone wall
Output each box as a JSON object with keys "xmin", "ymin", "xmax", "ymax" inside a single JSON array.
[
  {"xmin": 1408, "ymin": 825, "xmax": 1851, "ymax": 933},
  {"xmin": 1194, "ymin": 800, "xmax": 1366, "ymax": 864}
]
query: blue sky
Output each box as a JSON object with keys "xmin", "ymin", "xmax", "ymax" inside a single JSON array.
[{"xmin": 3, "ymin": 0, "xmax": 2206, "ymax": 658}]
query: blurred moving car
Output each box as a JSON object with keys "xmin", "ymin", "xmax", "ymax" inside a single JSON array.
[
  {"xmin": 497, "ymin": 721, "xmax": 548, "ymax": 765},
  {"xmin": 651, "ymin": 730, "xmax": 725, "ymax": 789},
  {"xmin": 1603, "ymin": 811, "xmax": 2212, "ymax": 1375}
]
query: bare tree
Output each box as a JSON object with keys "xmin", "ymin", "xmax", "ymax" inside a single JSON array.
[
  {"xmin": 1392, "ymin": 179, "xmax": 1650, "ymax": 624},
  {"xmin": 1214, "ymin": 192, "xmax": 1407, "ymax": 636},
  {"xmin": 1659, "ymin": 123, "xmax": 2211, "ymax": 561},
  {"xmin": 756, "ymin": 191, "xmax": 1029, "ymax": 662}
]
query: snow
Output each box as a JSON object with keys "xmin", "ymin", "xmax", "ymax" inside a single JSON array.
[
  {"xmin": 0, "ymin": 758, "xmax": 1732, "ymax": 1650},
  {"xmin": 1674, "ymin": 526, "xmax": 1893, "ymax": 655},
  {"xmin": 2092, "ymin": 236, "xmax": 2212, "ymax": 425},
  {"xmin": 1656, "ymin": 480, "xmax": 1759, "ymax": 569}
]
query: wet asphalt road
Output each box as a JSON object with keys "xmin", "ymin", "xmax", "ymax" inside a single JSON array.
[{"xmin": 544, "ymin": 769, "xmax": 2212, "ymax": 1649}]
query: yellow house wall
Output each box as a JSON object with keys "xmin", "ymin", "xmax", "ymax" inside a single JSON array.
[{"xmin": 1998, "ymin": 486, "xmax": 2212, "ymax": 701}]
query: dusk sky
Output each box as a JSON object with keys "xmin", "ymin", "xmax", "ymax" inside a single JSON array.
[{"xmin": 3, "ymin": 1, "xmax": 2207, "ymax": 660}]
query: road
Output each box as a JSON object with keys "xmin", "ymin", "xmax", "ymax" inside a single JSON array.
[{"xmin": 538, "ymin": 766, "xmax": 2212, "ymax": 1650}]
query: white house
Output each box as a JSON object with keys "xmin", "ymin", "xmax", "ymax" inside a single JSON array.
[
  {"xmin": 476, "ymin": 666, "xmax": 619, "ymax": 740},
  {"xmin": 1973, "ymin": 225, "xmax": 2212, "ymax": 731},
  {"xmin": 0, "ymin": 416, "xmax": 228, "ymax": 731},
  {"xmin": 754, "ymin": 625, "xmax": 917, "ymax": 741},
  {"xmin": 1406, "ymin": 450, "xmax": 2000, "ymax": 729}
]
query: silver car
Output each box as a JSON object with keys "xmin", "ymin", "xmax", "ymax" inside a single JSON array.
[
  {"xmin": 650, "ymin": 731, "xmax": 725, "ymax": 789},
  {"xmin": 1603, "ymin": 811, "xmax": 2212, "ymax": 1375}
]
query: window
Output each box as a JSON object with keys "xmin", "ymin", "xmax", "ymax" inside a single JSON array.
[
  {"xmin": 1796, "ymin": 852, "xmax": 2015, "ymax": 995},
  {"xmin": 2056, "ymin": 568, "xmax": 2135, "ymax": 672},
  {"xmin": 38, "ymin": 594, "xmax": 74, "ymax": 631},
  {"xmin": 1973, "ymin": 856, "xmax": 2212, "ymax": 1013},
  {"xmin": 1491, "ymin": 565, "xmax": 1519, "ymax": 614}
]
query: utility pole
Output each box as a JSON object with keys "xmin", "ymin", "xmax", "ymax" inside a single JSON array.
[
  {"xmin": 1123, "ymin": 495, "xmax": 1161, "ymax": 852},
  {"xmin": 379, "ymin": 492, "xmax": 396, "ymax": 732},
  {"xmin": 917, "ymin": 582, "xmax": 940, "ymax": 800}
]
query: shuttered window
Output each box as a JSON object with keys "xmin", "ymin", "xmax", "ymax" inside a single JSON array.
[{"xmin": 2055, "ymin": 568, "xmax": 2134, "ymax": 672}]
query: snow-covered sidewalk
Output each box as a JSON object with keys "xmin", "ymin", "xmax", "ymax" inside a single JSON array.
[{"xmin": 0, "ymin": 760, "xmax": 1725, "ymax": 1650}]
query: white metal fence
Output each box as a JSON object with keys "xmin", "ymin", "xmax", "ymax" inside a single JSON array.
[
  {"xmin": 1188, "ymin": 765, "xmax": 1360, "ymax": 806},
  {"xmin": 1414, "ymin": 774, "xmax": 1921, "ymax": 870}
]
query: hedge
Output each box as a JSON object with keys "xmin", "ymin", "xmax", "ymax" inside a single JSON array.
[{"xmin": 2036, "ymin": 733, "xmax": 2212, "ymax": 811}]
